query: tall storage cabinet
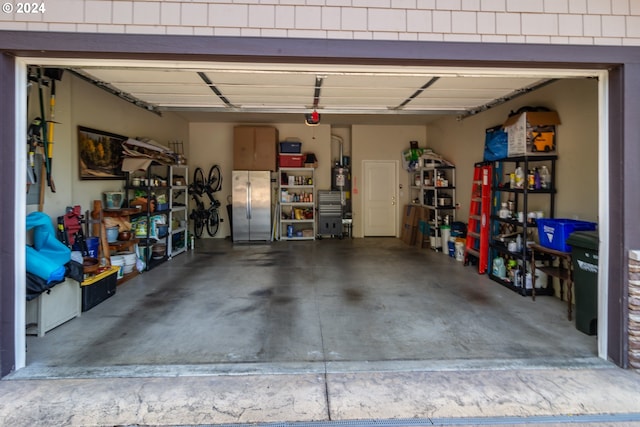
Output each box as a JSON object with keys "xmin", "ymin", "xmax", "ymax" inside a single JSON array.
[
  {"xmin": 410, "ymin": 164, "xmax": 456, "ymax": 250},
  {"xmin": 488, "ymin": 155, "xmax": 557, "ymax": 294},
  {"xmin": 278, "ymin": 167, "xmax": 316, "ymax": 240},
  {"xmin": 233, "ymin": 126, "xmax": 278, "ymax": 171}
]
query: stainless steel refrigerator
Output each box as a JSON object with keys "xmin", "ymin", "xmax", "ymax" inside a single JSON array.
[{"xmin": 232, "ymin": 170, "xmax": 272, "ymax": 242}]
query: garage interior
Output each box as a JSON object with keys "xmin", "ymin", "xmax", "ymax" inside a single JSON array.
[{"xmin": 19, "ymin": 57, "xmax": 602, "ymax": 378}]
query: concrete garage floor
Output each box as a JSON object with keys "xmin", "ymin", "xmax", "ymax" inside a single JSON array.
[{"xmin": 4, "ymin": 238, "xmax": 640, "ymax": 426}]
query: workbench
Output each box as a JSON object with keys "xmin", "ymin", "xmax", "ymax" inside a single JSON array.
[{"xmin": 529, "ymin": 243, "xmax": 573, "ymax": 320}]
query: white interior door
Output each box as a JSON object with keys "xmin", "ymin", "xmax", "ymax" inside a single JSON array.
[{"xmin": 363, "ymin": 160, "xmax": 398, "ymax": 236}]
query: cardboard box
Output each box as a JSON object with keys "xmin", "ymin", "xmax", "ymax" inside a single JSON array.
[
  {"xmin": 503, "ymin": 111, "xmax": 560, "ymax": 157},
  {"xmin": 401, "ymin": 205, "xmax": 420, "ymax": 245},
  {"xmin": 415, "ymin": 219, "xmax": 430, "ymax": 249}
]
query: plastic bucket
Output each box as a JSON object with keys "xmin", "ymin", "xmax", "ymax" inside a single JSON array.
[
  {"xmin": 455, "ymin": 240, "xmax": 465, "ymax": 262},
  {"xmin": 106, "ymin": 226, "xmax": 119, "ymax": 243},
  {"xmin": 117, "ymin": 251, "xmax": 137, "ymax": 274},
  {"xmin": 111, "ymin": 255, "xmax": 125, "ymax": 279},
  {"xmin": 86, "ymin": 237, "xmax": 100, "ymax": 258},
  {"xmin": 137, "ymin": 238, "xmax": 156, "ymax": 261}
]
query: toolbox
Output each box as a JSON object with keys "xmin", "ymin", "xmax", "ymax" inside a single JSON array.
[{"xmin": 81, "ymin": 266, "xmax": 118, "ymax": 312}]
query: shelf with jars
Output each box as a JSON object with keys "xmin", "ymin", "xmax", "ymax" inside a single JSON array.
[
  {"xmin": 278, "ymin": 167, "xmax": 316, "ymax": 241},
  {"xmin": 124, "ymin": 162, "xmax": 174, "ymax": 270},
  {"xmin": 409, "ymin": 163, "xmax": 456, "ymax": 251},
  {"xmin": 488, "ymin": 155, "xmax": 557, "ymax": 296}
]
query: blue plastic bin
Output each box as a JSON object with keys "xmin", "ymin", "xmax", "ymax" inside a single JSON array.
[
  {"xmin": 536, "ymin": 218, "xmax": 597, "ymax": 252},
  {"xmin": 279, "ymin": 141, "xmax": 302, "ymax": 153}
]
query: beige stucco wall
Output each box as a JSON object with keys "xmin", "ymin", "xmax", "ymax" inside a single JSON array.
[
  {"xmin": 28, "ymin": 73, "xmax": 190, "ymax": 220},
  {"xmin": 188, "ymin": 121, "xmax": 332, "ymax": 239},
  {"xmin": 33, "ymin": 71, "xmax": 597, "ymax": 243},
  {"xmin": 1, "ymin": 1, "xmax": 639, "ymax": 46},
  {"xmin": 427, "ymin": 78, "xmax": 599, "ymax": 225},
  {"xmin": 352, "ymin": 125, "xmax": 427, "ymax": 238}
]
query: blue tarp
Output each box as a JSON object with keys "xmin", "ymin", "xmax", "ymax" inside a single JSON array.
[{"xmin": 26, "ymin": 211, "xmax": 71, "ymax": 284}]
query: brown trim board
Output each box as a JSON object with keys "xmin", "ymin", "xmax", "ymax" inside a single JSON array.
[{"xmin": 1, "ymin": 31, "xmax": 639, "ymax": 375}]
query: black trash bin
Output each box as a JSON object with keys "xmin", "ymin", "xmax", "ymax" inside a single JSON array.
[{"xmin": 566, "ymin": 230, "xmax": 599, "ymax": 335}]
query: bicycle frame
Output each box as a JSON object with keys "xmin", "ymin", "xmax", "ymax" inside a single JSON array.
[{"xmin": 189, "ymin": 166, "xmax": 222, "ymax": 238}]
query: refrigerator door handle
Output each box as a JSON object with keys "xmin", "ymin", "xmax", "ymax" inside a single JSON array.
[{"xmin": 246, "ymin": 181, "xmax": 252, "ymax": 219}]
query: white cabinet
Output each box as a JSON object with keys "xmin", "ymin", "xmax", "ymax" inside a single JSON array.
[
  {"xmin": 410, "ymin": 164, "xmax": 456, "ymax": 250},
  {"xmin": 278, "ymin": 167, "xmax": 316, "ymax": 240},
  {"xmin": 169, "ymin": 165, "xmax": 188, "ymax": 257},
  {"xmin": 26, "ymin": 278, "xmax": 81, "ymax": 337}
]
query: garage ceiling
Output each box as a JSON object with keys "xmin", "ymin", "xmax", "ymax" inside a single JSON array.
[{"xmin": 43, "ymin": 60, "xmax": 595, "ymax": 125}]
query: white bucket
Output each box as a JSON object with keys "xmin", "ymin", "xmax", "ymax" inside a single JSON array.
[
  {"xmin": 118, "ymin": 251, "xmax": 137, "ymax": 263},
  {"xmin": 455, "ymin": 241, "xmax": 465, "ymax": 262},
  {"xmin": 111, "ymin": 255, "xmax": 125, "ymax": 279},
  {"xmin": 117, "ymin": 251, "xmax": 137, "ymax": 274}
]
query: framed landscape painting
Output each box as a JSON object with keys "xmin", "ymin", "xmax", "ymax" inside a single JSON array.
[{"xmin": 78, "ymin": 126, "xmax": 127, "ymax": 180}]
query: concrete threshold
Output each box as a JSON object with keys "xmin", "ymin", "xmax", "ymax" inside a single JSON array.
[
  {"xmin": 4, "ymin": 357, "xmax": 612, "ymax": 380},
  {"xmin": 2, "ymin": 360, "xmax": 640, "ymax": 426}
]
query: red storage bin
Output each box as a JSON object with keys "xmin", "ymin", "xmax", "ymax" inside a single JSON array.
[{"xmin": 278, "ymin": 154, "xmax": 304, "ymax": 167}]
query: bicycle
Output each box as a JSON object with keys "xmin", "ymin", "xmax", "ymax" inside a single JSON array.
[{"xmin": 189, "ymin": 165, "xmax": 222, "ymax": 238}]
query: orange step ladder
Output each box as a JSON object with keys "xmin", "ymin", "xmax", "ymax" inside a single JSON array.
[{"xmin": 465, "ymin": 162, "xmax": 492, "ymax": 273}]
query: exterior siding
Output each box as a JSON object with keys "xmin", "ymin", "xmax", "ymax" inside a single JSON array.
[
  {"xmin": 0, "ymin": 0, "xmax": 639, "ymax": 45},
  {"xmin": 630, "ymin": 251, "xmax": 640, "ymax": 369}
]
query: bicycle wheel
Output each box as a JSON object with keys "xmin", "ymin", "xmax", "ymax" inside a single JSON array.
[
  {"xmin": 208, "ymin": 164, "xmax": 222, "ymax": 192},
  {"xmin": 190, "ymin": 198, "xmax": 206, "ymax": 239},
  {"xmin": 192, "ymin": 209, "xmax": 204, "ymax": 238},
  {"xmin": 192, "ymin": 167, "xmax": 205, "ymax": 195},
  {"xmin": 206, "ymin": 209, "xmax": 220, "ymax": 237}
]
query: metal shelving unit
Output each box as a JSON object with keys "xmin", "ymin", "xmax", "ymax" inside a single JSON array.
[
  {"xmin": 125, "ymin": 163, "xmax": 172, "ymax": 271},
  {"xmin": 410, "ymin": 163, "xmax": 456, "ymax": 251},
  {"xmin": 278, "ymin": 167, "xmax": 316, "ymax": 241},
  {"xmin": 488, "ymin": 155, "xmax": 557, "ymax": 295},
  {"xmin": 169, "ymin": 165, "xmax": 188, "ymax": 257}
]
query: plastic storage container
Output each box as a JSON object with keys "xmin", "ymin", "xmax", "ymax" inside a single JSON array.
[
  {"xmin": 566, "ymin": 230, "xmax": 599, "ymax": 335},
  {"xmin": 279, "ymin": 141, "xmax": 302, "ymax": 153},
  {"xmin": 81, "ymin": 267, "xmax": 117, "ymax": 312},
  {"xmin": 278, "ymin": 154, "xmax": 305, "ymax": 167},
  {"xmin": 85, "ymin": 236, "xmax": 100, "ymax": 258},
  {"xmin": 536, "ymin": 218, "xmax": 597, "ymax": 252}
]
